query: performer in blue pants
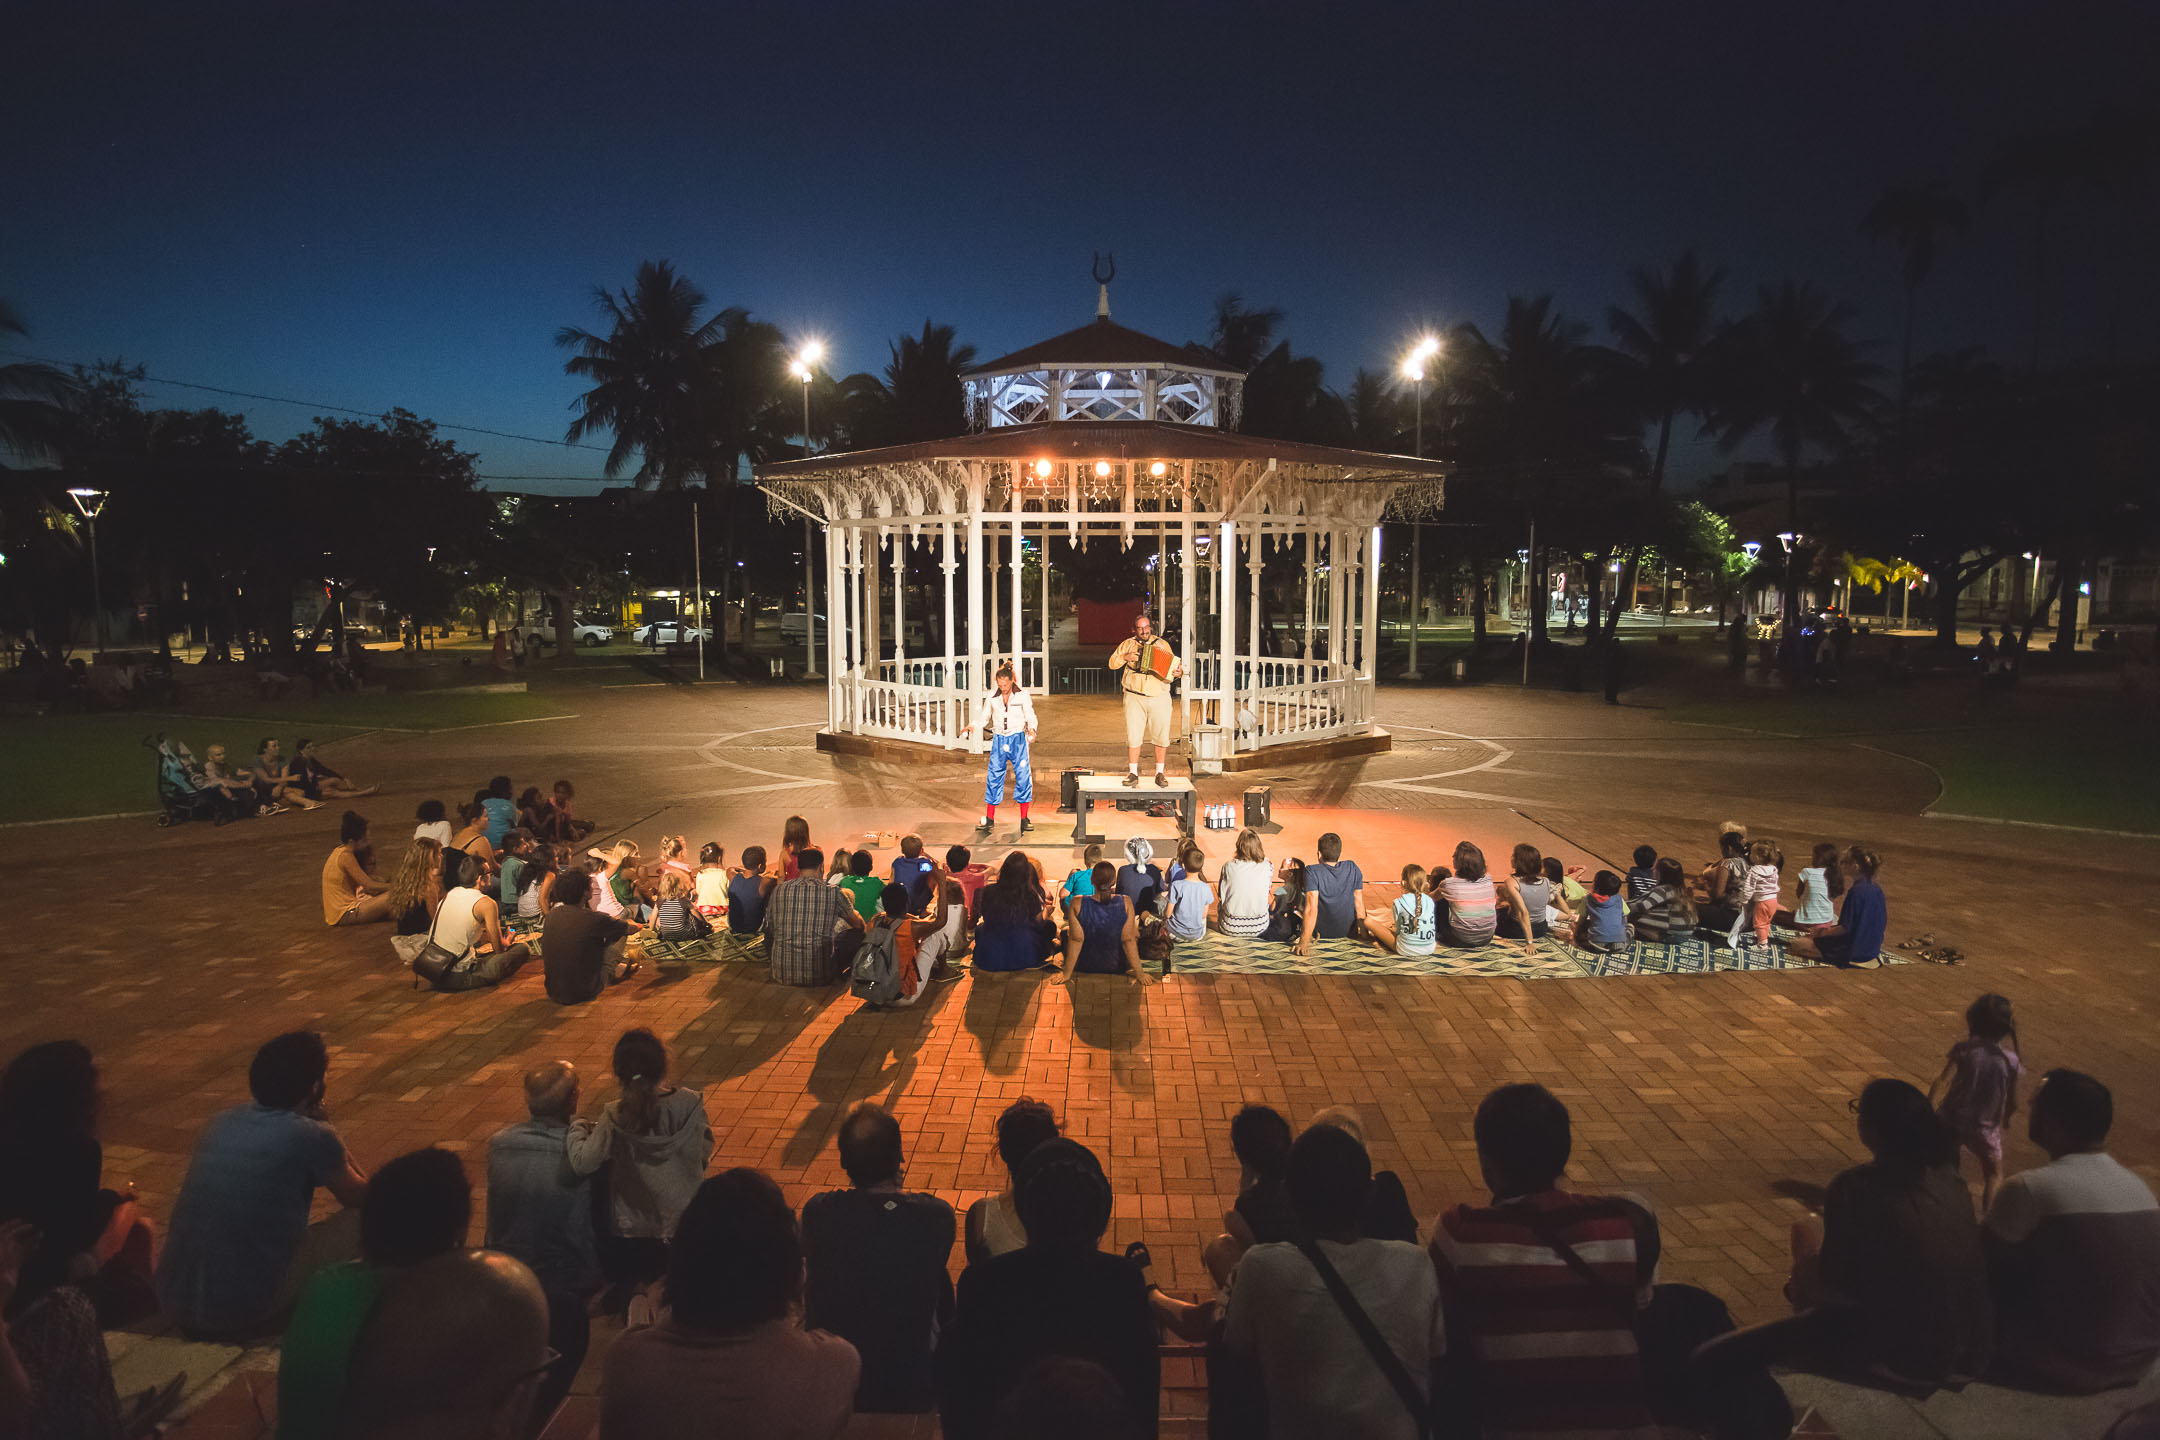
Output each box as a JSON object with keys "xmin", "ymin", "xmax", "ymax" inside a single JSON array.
[{"xmin": 977, "ymin": 662, "xmax": 1040, "ymax": 834}]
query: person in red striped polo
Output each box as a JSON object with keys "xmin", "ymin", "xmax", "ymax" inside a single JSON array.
[{"xmin": 1430, "ymin": 1083, "xmax": 1664, "ymax": 1439}]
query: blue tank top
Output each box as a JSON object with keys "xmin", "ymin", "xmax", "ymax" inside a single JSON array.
[
  {"xmin": 1075, "ymin": 894, "xmax": 1129, "ymax": 973},
  {"xmin": 727, "ymin": 874, "xmax": 768, "ymax": 933}
]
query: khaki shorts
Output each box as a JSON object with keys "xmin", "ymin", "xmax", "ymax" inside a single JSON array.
[{"xmin": 1123, "ymin": 689, "xmax": 1172, "ymax": 748}]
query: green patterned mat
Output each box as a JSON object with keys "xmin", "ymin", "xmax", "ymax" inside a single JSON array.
[{"xmin": 1141, "ymin": 930, "xmax": 1907, "ymax": 980}]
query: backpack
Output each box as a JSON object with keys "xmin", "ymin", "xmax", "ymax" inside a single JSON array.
[{"xmin": 849, "ymin": 921, "xmax": 905, "ymax": 1006}]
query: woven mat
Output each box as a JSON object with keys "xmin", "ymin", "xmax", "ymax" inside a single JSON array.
[{"xmin": 1142, "ymin": 930, "xmax": 1907, "ymax": 980}]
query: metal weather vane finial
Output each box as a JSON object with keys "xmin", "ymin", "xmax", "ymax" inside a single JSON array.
[{"xmin": 1093, "ymin": 251, "xmax": 1115, "ymax": 318}]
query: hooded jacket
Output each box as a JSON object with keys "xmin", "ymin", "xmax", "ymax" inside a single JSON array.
[{"xmin": 566, "ymin": 1088, "xmax": 714, "ymax": 1239}]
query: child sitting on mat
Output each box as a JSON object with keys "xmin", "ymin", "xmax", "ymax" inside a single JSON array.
[{"xmin": 1573, "ymin": 870, "xmax": 1630, "ymax": 951}]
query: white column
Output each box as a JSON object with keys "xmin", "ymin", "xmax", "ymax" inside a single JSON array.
[
  {"xmin": 891, "ymin": 535, "xmax": 906, "ymax": 666},
  {"xmin": 1362, "ymin": 524, "xmax": 1383, "ymax": 681},
  {"xmin": 1009, "ymin": 481, "xmax": 1024, "ymax": 672},
  {"xmin": 966, "ymin": 478, "xmax": 985, "ymax": 754},
  {"xmin": 942, "ymin": 519, "xmax": 959, "ymax": 746},
  {"xmin": 1038, "ymin": 519, "xmax": 1051, "ymax": 690},
  {"xmin": 804, "ymin": 517, "xmax": 821, "ymax": 677},
  {"xmin": 864, "ymin": 530, "xmax": 882, "ymax": 671},
  {"xmin": 825, "ymin": 519, "xmax": 845, "ymax": 730},
  {"xmin": 1179, "ymin": 499, "xmax": 1195, "ymax": 738},
  {"xmin": 987, "ymin": 520, "xmax": 1000, "ymax": 664},
  {"xmin": 1326, "ymin": 528, "xmax": 1345, "ymax": 669},
  {"xmin": 1218, "ymin": 519, "xmax": 1238, "ymax": 749},
  {"xmin": 1247, "ymin": 529, "xmax": 1263, "ymax": 675},
  {"xmin": 1302, "ymin": 527, "xmax": 1316, "ymax": 661}
]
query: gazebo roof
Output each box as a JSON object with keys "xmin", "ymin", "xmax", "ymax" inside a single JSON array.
[
  {"xmin": 962, "ymin": 318, "xmax": 1243, "ymax": 379},
  {"xmin": 755, "ymin": 420, "xmax": 1447, "ymax": 485}
]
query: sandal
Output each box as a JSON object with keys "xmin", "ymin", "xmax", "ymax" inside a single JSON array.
[{"xmin": 1123, "ymin": 1240, "xmax": 1153, "ymax": 1274}]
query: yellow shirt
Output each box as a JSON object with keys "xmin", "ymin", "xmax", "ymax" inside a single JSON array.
[{"xmin": 1110, "ymin": 636, "xmax": 1178, "ymax": 697}]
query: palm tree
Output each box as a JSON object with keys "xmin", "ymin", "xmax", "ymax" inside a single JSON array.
[
  {"xmin": 1715, "ymin": 281, "xmax": 1881, "ymax": 661},
  {"xmin": 1858, "ymin": 183, "xmax": 1968, "ymax": 401},
  {"xmin": 1343, "ymin": 368, "xmax": 1402, "ymax": 452},
  {"xmin": 0, "ymin": 300, "xmax": 78, "ymax": 465},
  {"xmin": 1979, "ymin": 127, "xmax": 2088, "ymax": 371},
  {"xmin": 557, "ymin": 260, "xmax": 735, "ymax": 489},
  {"xmin": 883, "ymin": 320, "xmax": 977, "ymax": 443},
  {"xmin": 1607, "ymin": 250, "xmax": 1725, "ymax": 489},
  {"xmin": 1208, "ymin": 294, "xmax": 1283, "ymax": 371}
]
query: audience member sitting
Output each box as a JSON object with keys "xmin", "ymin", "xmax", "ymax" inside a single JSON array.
[
  {"xmin": 277, "ymin": 1145, "xmax": 472, "ymax": 1440},
  {"xmin": 255, "ymin": 738, "xmax": 323, "ymax": 811},
  {"xmin": 494, "ymin": 829, "xmax": 535, "ymax": 914},
  {"xmin": 290, "ymin": 738, "xmax": 374, "ymax": 801},
  {"xmin": 1573, "ymin": 869, "xmax": 1631, "ymax": 951},
  {"xmin": 1626, "ymin": 843, "xmax": 1659, "ymax": 902},
  {"xmin": 515, "ymin": 785, "xmax": 551, "ymax": 838},
  {"xmin": 892, "ymin": 833, "xmax": 937, "ymax": 911},
  {"xmin": 1207, "ymin": 1103, "xmax": 1295, "ymax": 1288},
  {"xmin": 1433, "ymin": 840, "xmax": 1498, "ymax": 950},
  {"xmin": 827, "ymin": 843, "xmax": 857, "ymax": 891},
  {"xmin": 802, "ymin": 1103, "xmax": 956, "ymax": 1415},
  {"xmin": 601, "ymin": 1169, "xmax": 860, "ymax": 1440},
  {"xmin": 544, "ymin": 779, "xmax": 593, "ymax": 842},
  {"xmin": 445, "ymin": 800, "xmax": 498, "ymax": 886},
  {"xmin": 1220, "ymin": 1122, "xmax": 1446, "ymax": 1440},
  {"xmin": 204, "ymin": 743, "xmax": 269, "ymax": 817},
  {"xmin": 947, "ymin": 844, "xmax": 991, "ymax": 916},
  {"xmin": 1060, "ymin": 861, "xmax": 1146, "ymax": 985},
  {"xmin": 1793, "ymin": 841, "xmax": 1842, "ymax": 933},
  {"xmin": 766, "ymin": 846, "xmax": 866, "ymax": 986},
  {"xmin": 419, "ymin": 854, "xmax": 531, "ymax": 990},
  {"xmin": 384, "ymin": 838, "xmax": 445, "ymax": 960},
  {"xmin": 1215, "ymin": 829, "xmax": 1273, "ymax": 937},
  {"xmin": 937, "ymin": 1138, "xmax": 1159, "ymax": 1440},
  {"xmin": 516, "ymin": 844, "xmax": 560, "ymax": 927},
  {"xmin": 1367, "ymin": 863, "xmax": 1438, "ymax": 956},
  {"xmin": 156, "ymin": 1031, "xmax": 370, "ymax": 1338},
  {"xmin": 693, "ymin": 842, "xmax": 728, "ymax": 919},
  {"xmin": 1495, "ymin": 843, "xmax": 1558, "ymax": 942},
  {"xmin": 1784, "ymin": 1077, "xmax": 1991, "ymax": 1387},
  {"xmin": 1431, "ymin": 1082, "xmax": 1662, "ymax": 1437},
  {"xmin": 1114, "ymin": 838, "xmax": 1164, "ymax": 922},
  {"xmin": 1787, "ymin": 844, "xmax": 1889, "ymax": 968},
  {"xmin": 1985, "ymin": 1068, "xmax": 2160, "ymax": 1393},
  {"xmin": 544, "ymin": 867, "xmax": 635, "ymax": 1001},
  {"xmin": 1060, "ymin": 843, "xmax": 1105, "ymax": 907},
  {"xmin": 652, "ymin": 833, "xmax": 696, "ymax": 896},
  {"xmin": 858, "ymin": 881, "xmax": 951, "ymax": 1005},
  {"xmin": 1295, "ymin": 832, "xmax": 1366, "ymax": 956},
  {"xmin": 480, "ymin": 775, "xmax": 517, "ymax": 849},
  {"xmin": 337, "ymin": 1248, "xmax": 550, "ymax": 1440},
  {"xmin": 974, "ymin": 851, "xmax": 1059, "ymax": 972},
  {"xmin": 965, "ymin": 1099, "xmax": 1062, "ymax": 1265},
  {"xmin": 0, "ymin": 1041, "xmax": 155, "ymax": 1327},
  {"xmin": 585, "ymin": 841, "xmax": 640, "ymax": 921},
  {"xmin": 648, "ymin": 873, "xmax": 709, "ymax": 942},
  {"xmin": 567, "ymin": 1028, "xmax": 713, "ymax": 1293},
  {"xmin": 1543, "ymin": 854, "xmax": 1588, "ymax": 919},
  {"xmin": 487, "ymin": 1062, "xmax": 604, "ymax": 1424},
  {"xmin": 987, "ymin": 1356, "xmax": 1139, "ymax": 1440},
  {"xmin": 322, "ymin": 811, "xmax": 394, "ymax": 927},
  {"xmin": 0, "ymin": 1209, "xmax": 144, "ymax": 1440},
  {"xmin": 413, "ymin": 799, "xmax": 452, "ymax": 847},
  {"xmin": 781, "ymin": 814, "xmax": 812, "ymax": 879},
  {"xmin": 727, "ymin": 845, "xmax": 775, "ymax": 934},
  {"xmin": 1306, "ymin": 1107, "xmax": 1419, "ymax": 1244},
  {"xmin": 1162, "ymin": 848, "xmax": 1213, "ymax": 942},
  {"xmin": 1264, "ymin": 858, "xmax": 1309, "ymax": 943},
  {"xmin": 836, "ymin": 848, "xmax": 886, "ymax": 922},
  {"xmin": 1628, "ymin": 857, "xmax": 1698, "ymax": 942},
  {"xmin": 1696, "ymin": 824, "xmax": 1750, "ymax": 935}
]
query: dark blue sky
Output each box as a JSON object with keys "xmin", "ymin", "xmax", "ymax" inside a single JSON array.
[{"xmin": 9, "ymin": 1, "xmax": 2156, "ymax": 491}]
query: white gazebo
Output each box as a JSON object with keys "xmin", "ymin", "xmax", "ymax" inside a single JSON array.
[{"xmin": 757, "ymin": 309, "xmax": 1445, "ymax": 766}]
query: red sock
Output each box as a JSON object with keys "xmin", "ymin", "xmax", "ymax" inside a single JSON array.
[
  {"xmin": 1018, "ymin": 802, "xmax": 1030, "ymax": 819},
  {"xmin": 984, "ymin": 805, "xmax": 996, "ymax": 823}
]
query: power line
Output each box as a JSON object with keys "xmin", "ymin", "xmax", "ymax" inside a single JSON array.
[{"xmin": 0, "ymin": 347, "xmax": 613, "ymax": 455}]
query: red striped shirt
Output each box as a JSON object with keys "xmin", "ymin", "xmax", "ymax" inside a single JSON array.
[{"xmin": 1429, "ymin": 1191, "xmax": 1658, "ymax": 1439}]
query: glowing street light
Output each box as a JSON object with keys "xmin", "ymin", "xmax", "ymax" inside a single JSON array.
[
  {"xmin": 67, "ymin": 487, "xmax": 109, "ymax": 653},
  {"xmin": 1399, "ymin": 334, "xmax": 1441, "ymax": 678},
  {"xmin": 792, "ymin": 341, "xmax": 825, "ymax": 677}
]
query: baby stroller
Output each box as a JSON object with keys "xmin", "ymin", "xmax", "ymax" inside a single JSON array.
[{"xmin": 149, "ymin": 734, "xmax": 221, "ymax": 827}]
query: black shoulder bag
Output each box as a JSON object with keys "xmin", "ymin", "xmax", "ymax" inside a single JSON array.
[{"xmin": 1298, "ymin": 1239, "xmax": 1434, "ymax": 1440}]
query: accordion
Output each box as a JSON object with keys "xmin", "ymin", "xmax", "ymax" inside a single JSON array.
[{"xmin": 1136, "ymin": 640, "xmax": 1175, "ymax": 682}]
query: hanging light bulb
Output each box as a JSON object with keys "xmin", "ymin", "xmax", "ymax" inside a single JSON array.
[
  {"xmin": 1149, "ymin": 461, "xmax": 1167, "ymax": 478},
  {"xmin": 1034, "ymin": 459, "xmax": 1054, "ymax": 479},
  {"xmin": 1094, "ymin": 461, "xmax": 1112, "ymax": 477}
]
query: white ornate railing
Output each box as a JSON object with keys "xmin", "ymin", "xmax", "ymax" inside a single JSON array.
[
  {"xmin": 1240, "ymin": 673, "xmax": 1373, "ymax": 747},
  {"xmin": 843, "ymin": 675, "xmax": 959, "ymax": 745}
]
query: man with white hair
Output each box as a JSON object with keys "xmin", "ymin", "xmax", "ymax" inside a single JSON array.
[{"xmin": 485, "ymin": 1062, "xmax": 601, "ymax": 1421}]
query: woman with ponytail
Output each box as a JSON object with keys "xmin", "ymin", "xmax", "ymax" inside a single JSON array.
[{"xmin": 567, "ymin": 1028, "xmax": 714, "ymax": 1294}]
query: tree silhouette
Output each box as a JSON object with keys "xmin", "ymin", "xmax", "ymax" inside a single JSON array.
[
  {"xmin": 1858, "ymin": 182, "xmax": 1968, "ymax": 401},
  {"xmin": 0, "ymin": 300, "xmax": 77, "ymax": 465}
]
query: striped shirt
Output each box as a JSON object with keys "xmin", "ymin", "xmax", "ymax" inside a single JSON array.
[
  {"xmin": 1430, "ymin": 1191, "xmax": 1658, "ymax": 1439},
  {"xmin": 1437, "ymin": 876, "xmax": 1497, "ymax": 945}
]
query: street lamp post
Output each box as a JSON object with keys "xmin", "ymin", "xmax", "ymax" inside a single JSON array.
[
  {"xmin": 67, "ymin": 488, "xmax": 109, "ymax": 654},
  {"xmin": 792, "ymin": 341, "xmax": 825, "ymax": 678},
  {"xmin": 1399, "ymin": 336, "xmax": 1440, "ymax": 680}
]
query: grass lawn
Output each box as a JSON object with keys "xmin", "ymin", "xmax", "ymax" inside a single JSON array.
[{"xmin": 0, "ymin": 691, "xmax": 566, "ymax": 824}]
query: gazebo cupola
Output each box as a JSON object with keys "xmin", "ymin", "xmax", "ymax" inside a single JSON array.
[{"xmin": 962, "ymin": 274, "xmax": 1246, "ymax": 430}]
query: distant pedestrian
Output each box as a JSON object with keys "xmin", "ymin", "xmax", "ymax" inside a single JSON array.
[{"xmin": 1728, "ymin": 613, "xmax": 1749, "ymax": 671}]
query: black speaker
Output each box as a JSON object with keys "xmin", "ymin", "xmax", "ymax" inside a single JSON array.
[
  {"xmin": 1059, "ymin": 767, "xmax": 1093, "ymax": 812},
  {"xmin": 1244, "ymin": 786, "xmax": 1272, "ymax": 828}
]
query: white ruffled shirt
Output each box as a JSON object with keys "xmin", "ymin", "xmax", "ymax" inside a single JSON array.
[{"xmin": 977, "ymin": 688, "xmax": 1038, "ymax": 737}]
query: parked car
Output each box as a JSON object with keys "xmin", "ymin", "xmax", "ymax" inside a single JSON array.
[
  {"xmin": 522, "ymin": 620, "xmax": 613, "ymax": 648},
  {"xmin": 778, "ymin": 611, "xmax": 828, "ymax": 640},
  {"xmin": 632, "ymin": 622, "xmax": 712, "ymax": 646}
]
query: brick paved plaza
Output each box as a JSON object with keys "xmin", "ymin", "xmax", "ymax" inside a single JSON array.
[{"xmin": 9, "ymin": 678, "xmax": 2160, "ymax": 1432}]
